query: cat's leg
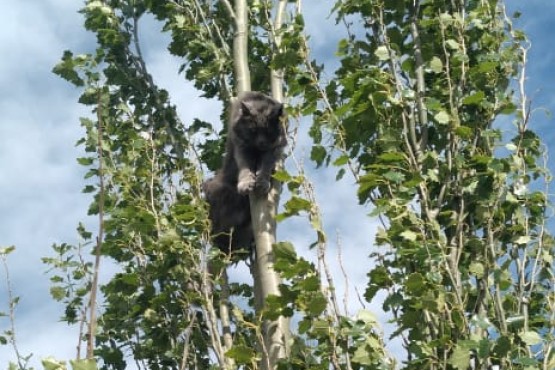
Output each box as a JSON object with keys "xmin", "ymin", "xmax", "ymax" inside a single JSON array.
[
  {"xmin": 234, "ymin": 147, "xmax": 257, "ymax": 194},
  {"xmin": 254, "ymin": 149, "xmax": 279, "ymax": 194}
]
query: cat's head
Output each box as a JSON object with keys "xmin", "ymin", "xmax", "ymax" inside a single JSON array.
[{"xmin": 231, "ymin": 92, "xmax": 286, "ymax": 150}]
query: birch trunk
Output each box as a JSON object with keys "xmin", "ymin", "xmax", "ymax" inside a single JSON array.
[{"xmin": 233, "ymin": 0, "xmax": 289, "ymax": 368}]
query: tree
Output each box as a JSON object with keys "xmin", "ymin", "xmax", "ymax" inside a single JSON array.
[
  {"xmin": 47, "ymin": 0, "xmax": 554, "ymax": 369},
  {"xmin": 321, "ymin": 1, "xmax": 555, "ymax": 369}
]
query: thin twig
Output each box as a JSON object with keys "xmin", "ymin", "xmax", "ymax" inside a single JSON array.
[
  {"xmin": 179, "ymin": 308, "xmax": 197, "ymax": 370},
  {"xmin": 87, "ymin": 90, "xmax": 105, "ymax": 359},
  {"xmin": 76, "ymin": 242, "xmax": 90, "ymax": 359},
  {"xmin": 201, "ymin": 263, "xmax": 228, "ymax": 368},
  {"xmin": 1, "ymin": 251, "xmax": 29, "ymax": 370},
  {"xmin": 219, "ymin": 269, "xmax": 235, "ymax": 369},
  {"xmin": 221, "ymin": 0, "xmax": 236, "ymax": 19}
]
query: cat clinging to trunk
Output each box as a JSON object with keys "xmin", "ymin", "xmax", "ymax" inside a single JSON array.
[{"xmin": 203, "ymin": 91, "xmax": 287, "ymax": 253}]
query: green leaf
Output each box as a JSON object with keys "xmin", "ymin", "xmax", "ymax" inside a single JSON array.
[
  {"xmin": 300, "ymin": 275, "xmax": 320, "ymax": 291},
  {"xmin": 449, "ymin": 345, "xmax": 470, "ymax": 369},
  {"xmin": 455, "ymin": 126, "xmax": 473, "ymax": 139},
  {"xmin": 0, "ymin": 245, "xmax": 16, "ymax": 255},
  {"xmin": 400, "ymin": 230, "xmax": 418, "ymax": 241},
  {"xmin": 70, "ymin": 359, "xmax": 98, "ymax": 370},
  {"xmin": 500, "ymin": 102, "xmax": 517, "ymax": 114},
  {"xmin": 42, "ymin": 358, "xmax": 67, "ymax": 370},
  {"xmin": 493, "ymin": 335, "xmax": 512, "ymax": 357},
  {"xmin": 333, "ymin": 154, "xmax": 349, "ymax": 166},
  {"xmin": 357, "ymin": 309, "xmax": 378, "ymax": 325},
  {"xmin": 226, "ymin": 345, "xmax": 256, "ymax": 364},
  {"xmin": 445, "ymin": 39, "xmax": 460, "ymax": 50},
  {"xmin": 426, "ymin": 168, "xmax": 439, "ymax": 182},
  {"xmin": 352, "ymin": 344, "xmax": 373, "ymax": 365},
  {"xmin": 82, "ymin": 185, "xmax": 96, "ymax": 193},
  {"xmin": 298, "ymin": 318, "xmax": 311, "ymax": 334},
  {"xmin": 307, "ymin": 294, "xmax": 327, "ymax": 315},
  {"xmin": 283, "ymin": 196, "xmax": 312, "ymax": 216},
  {"xmin": 505, "ymin": 143, "xmax": 518, "ymax": 152},
  {"xmin": 469, "ymin": 262, "xmax": 484, "ymax": 278},
  {"xmin": 478, "ymin": 338, "xmax": 490, "ymax": 358},
  {"xmin": 383, "ymin": 171, "xmax": 404, "ymax": 183},
  {"xmin": 434, "ymin": 111, "xmax": 450, "ymax": 125},
  {"xmin": 52, "ymin": 51, "xmax": 85, "ymax": 86},
  {"xmin": 462, "ymin": 91, "xmax": 485, "ymax": 105},
  {"xmin": 76, "ymin": 157, "xmax": 94, "ymax": 166},
  {"xmin": 50, "ymin": 286, "xmax": 67, "ymax": 301},
  {"xmin": 478, "ymin": 61, "xmax": 498, "ymax": 73},
  {"xmin": 429, "ymin": 56, "xmax": 443, "ymax": 73},
  {"xmin": 439, "ymin": 13, "xmax": 453, "ymax": 23},
  {"xmin": 513, "ymin": 235, "xmax": 531, "ymax": 245},
  {"xmin": 378, "ymin": 152, "xmax": 405, "ymax": 162},
  {"xmin": 312, "ymin": 320, "xmax": 330, "ymax": 335},
  {"xmin": 406, "ymin": 273, "xmax": 425, "ymax": 295},
  {"xmin": 272, "ymin": 169, "xmax": 292, "ymax": 182},
  {"xmin": 520, "ymin": 331, "xmax": 542, "ymax": 346},
  {"xmin": 374, "ymin": 45, "xmax": 390, "ymax": 61},
  {"xmin": 336, "ymin": 38, "xmax": 349, "ymax": 57},
  {"xmin": 273, "ymin": 242, "xmax": 297, "ymax": 263},
  {"xmin": 336, "ymin": 168, "xmax": 346, "ymax": 180},
  {"xmin": 425, "ymin": 97, "xmax": 443, "ymax": 111},
  {"xmin": 401, "ymin": 58, "xmax": 414, "ymax": 73},
  {"xmin": 310, "ymin": 145, "xmax": 327, "ymax": 167}
]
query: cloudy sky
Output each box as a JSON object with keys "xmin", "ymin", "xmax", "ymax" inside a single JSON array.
[{"xmin": 0, "ymin": 0, "xmax": 554, "ymax": 368}]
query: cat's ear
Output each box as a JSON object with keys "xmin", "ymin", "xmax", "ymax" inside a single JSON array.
[
  {"xmin": 240, "ymin": 101, "xmax": 254, "ymax": 117},
  {"xmin": 271, "ymin": 103, "xmax": 284, "ymax": 120},
  {"xmin": 276, "ymin": 103, "xmax": 284, "ymax": 116}
]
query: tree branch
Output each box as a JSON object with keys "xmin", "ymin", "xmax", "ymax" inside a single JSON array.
[{"xmin": 87, "ymin": 91, "xmax": 105, "ymax": 359}]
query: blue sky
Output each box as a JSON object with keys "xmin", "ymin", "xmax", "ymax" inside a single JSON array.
[{"xmin": 0, "ymin": 0, "xmax": 554, "ymax": 368}]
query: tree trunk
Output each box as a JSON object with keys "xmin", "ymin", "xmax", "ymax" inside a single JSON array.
[{"xmin": 233, "ymin": 0, "xmax": 289, "ymax": 368}]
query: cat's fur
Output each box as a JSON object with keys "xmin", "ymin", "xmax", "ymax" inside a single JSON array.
[
  {"xmin": 202, "ymin": 175, "xmax": 252, "ymax": 253},
  {"xmin": 203, "ymin": 91, "xmax": 286, "ymax": 253}
]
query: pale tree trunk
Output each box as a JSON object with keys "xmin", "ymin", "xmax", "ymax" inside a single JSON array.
[
  {"xmin": 232, "ymin": 0, "xmax": 289, "ymax": 368},
  {"xmin": 233, "ymin": 0, "xmax": 251, "ymax": 93}
]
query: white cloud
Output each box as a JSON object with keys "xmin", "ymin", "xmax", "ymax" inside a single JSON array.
[
  {"xmin": 0, "ymin": 1, "xmax": 92, "ymax": 88},
  {"xmin": 0, "ymin": 1, "xmax": 94, "ymax": 367},
  {"xmin": 144, "ymin": 36, "xmax": 224, "ymax": 126}
]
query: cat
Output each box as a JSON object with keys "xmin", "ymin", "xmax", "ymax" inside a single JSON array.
[{"xmin": 203, "ymin": 91, "xmax": 287, "ymax": 253}]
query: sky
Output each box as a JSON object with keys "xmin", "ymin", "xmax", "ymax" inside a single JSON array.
[{"xmin": 0, "ymin": 0, "xmax": 554, "ymax": 368}]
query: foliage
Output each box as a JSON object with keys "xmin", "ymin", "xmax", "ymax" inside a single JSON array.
[
  {"xmin": 312, "ymin": 0, "xmax": 555, "ymax": 369},
  {"xmin": 49, "ymin": 0, "xmax": 322, "ymax": 368},
  {"xmin": 272, "ymin": 241, "xmax": 393, "ymax": 369},
  {"xmin": 52, "ymin": 44, "xmax": 212, "ymax": 369}
]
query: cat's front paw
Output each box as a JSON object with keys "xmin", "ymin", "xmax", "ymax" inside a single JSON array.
[
  {"xmin": 237, "ymin": 171, "xmax": 256, "ymax": 194},
  {"xmin": 237, "ymin": 179, "xmax": 255, "ymax": 194},
  {"xmin": 254, "ymin": 175, "xmax": 272, "ymax": 194}
]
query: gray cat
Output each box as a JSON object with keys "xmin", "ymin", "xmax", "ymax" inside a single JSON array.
[{"xmin": 203, "ymin": 92, "xmax": 286, "ymax": 253}]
